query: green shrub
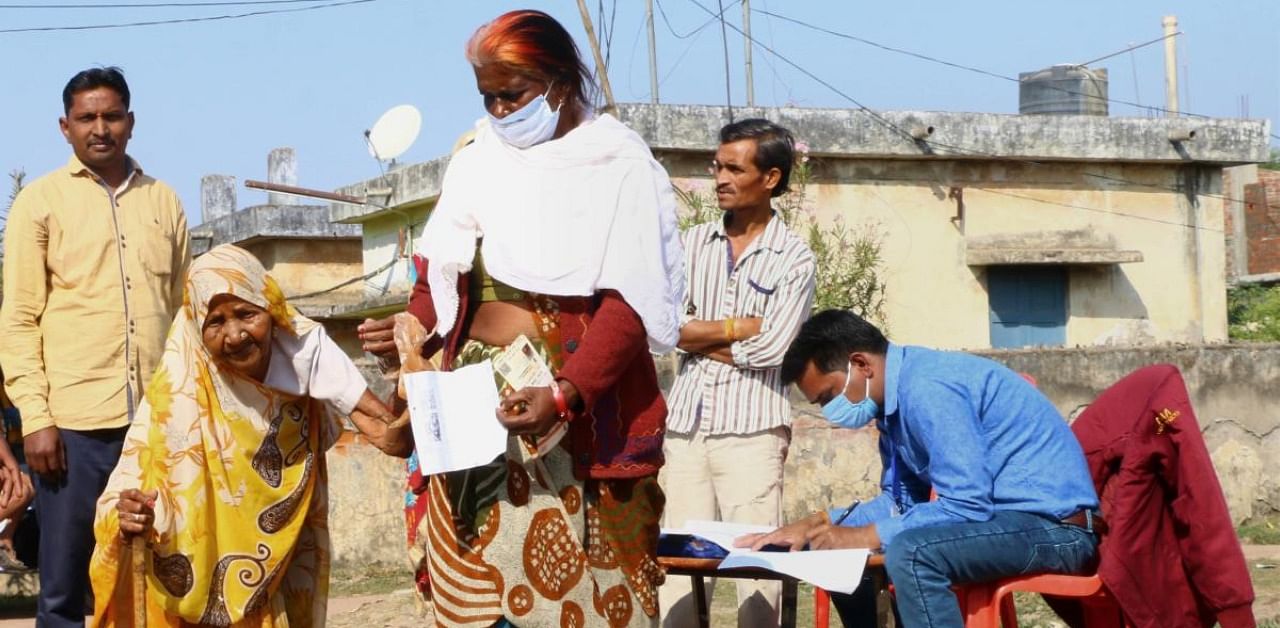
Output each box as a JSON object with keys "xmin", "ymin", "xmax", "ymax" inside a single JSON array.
[{"xmin": 1227, "ymin": 284, "xmax": 1280, "ymax": 341}]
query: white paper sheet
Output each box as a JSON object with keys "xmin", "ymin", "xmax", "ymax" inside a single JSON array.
[
  {"xmin": 403, "ymin": 360, "xmax": 507, "ymax": 475},
  {"xmin": 666, "ymin": 519, "xmax": 871, "ymax": 595},
  {"xmin": 719, "ymin": 549, "xmax": 870, "ymax": 595},
  {"xmin": 666, "ymin": 520, "xmax": 775, "ymax": 553}
]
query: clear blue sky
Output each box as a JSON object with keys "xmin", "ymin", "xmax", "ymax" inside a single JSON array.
[{"xmin": 2, "ymin": 0, "xmax": 1277, "ymax": 224}]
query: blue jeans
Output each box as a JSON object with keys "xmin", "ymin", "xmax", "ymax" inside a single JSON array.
[{"xmin": 878, "ymin": 510, "xmax": 1097, "ymax": 628}]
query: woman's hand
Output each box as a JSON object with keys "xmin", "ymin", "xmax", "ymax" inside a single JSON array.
[
  {"xmin": 118, "ymin": 489, "xmax": 158, "ymax": 540},
  {"xmin": 348, "ymin": 389, "xmax": 415, "ymax": 458},
  {"xmin": 497, "ymin": 386, "xmax": 563, "ymax": 437},
  {"xmin": 357, "ymin": 316, "xmax": 399, "ymax": 371}
]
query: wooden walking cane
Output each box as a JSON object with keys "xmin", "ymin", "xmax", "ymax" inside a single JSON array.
[{"xmin": 131, "ymin": 520, "xmax": 147, "ymax": 625}]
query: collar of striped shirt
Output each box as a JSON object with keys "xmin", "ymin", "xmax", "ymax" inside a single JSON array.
[{"xmin": 706, "ymin": 210, "xmax": 792, "ymax": 255}]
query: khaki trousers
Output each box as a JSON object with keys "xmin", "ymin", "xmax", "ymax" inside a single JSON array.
[{"xmin": 658, "ymin": 426, "xmax": 790, "ymax": 628}]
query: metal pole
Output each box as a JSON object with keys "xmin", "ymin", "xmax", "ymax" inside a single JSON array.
[
  {"xmin": 742, "ymin": 0, "xmax": 754, "ymax": 106},
  {"xmin": 575, "ymin": 0, "xmax": 617, "ymax": 113},
  {"xmin": 646, "ymin": 0, "xmax": 659, "ymax": 103},
  {"xmin": 1162, "ymin": 15, "xmax": 1178, "ymax": 116}
]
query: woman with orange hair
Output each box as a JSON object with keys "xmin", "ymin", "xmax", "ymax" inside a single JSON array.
[{"xmin": 358, "ymin": 9, "xmax": 684, "ymax": 628}]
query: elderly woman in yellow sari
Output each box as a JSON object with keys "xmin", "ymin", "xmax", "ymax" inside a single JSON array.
[{"xmin": 88, "ymin": 244, "xmax": 410, "ymax": 626}]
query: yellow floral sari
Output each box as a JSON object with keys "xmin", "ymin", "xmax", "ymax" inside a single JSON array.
[{"xmin": 90, "ymin": 244, "xmax": 340, "ymax": 626}]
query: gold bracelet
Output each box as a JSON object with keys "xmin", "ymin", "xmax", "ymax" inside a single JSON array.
[{"xmin": 724, "ymin": 317, "xmax": 737, "ymax": 342}]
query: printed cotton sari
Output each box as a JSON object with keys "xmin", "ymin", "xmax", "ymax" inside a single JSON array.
[
  {"xmin": 89, "ymin": 244, "xmax": 341, "ymax": 626},
  {"xmin": 404, "ymin": 298, "xmax": 664, "ymax": 628}
]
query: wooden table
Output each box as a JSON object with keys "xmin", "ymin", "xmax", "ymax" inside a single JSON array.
[{"xmin": 656, "ymin": 554, "xmax": 886, "ymax": 628}]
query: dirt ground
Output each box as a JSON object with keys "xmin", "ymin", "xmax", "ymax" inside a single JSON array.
[
  {"xmin": 325, "ymin": 546, "xmax": 1280, "ymax": 628},
  {"xmin": 1, "ymin": 546, "xmax": 1276, "ymax": 627}
]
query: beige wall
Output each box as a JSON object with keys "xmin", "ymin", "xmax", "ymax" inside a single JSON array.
[
  {"xmin": 359, "ymin": 208, "xmax": 430, "ymax": 300},
  {"xmin": 244, "ymin": 239, "xmax": 363, "ymax": 298},
  {"xmin": 660, "ymin": 153, "xmax": 1227, "ymax": 349},
  {"xmin": 327, "ymin": 432, "xmax": 411, "ymax": 568}
]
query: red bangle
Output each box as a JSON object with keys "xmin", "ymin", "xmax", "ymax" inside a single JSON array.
[{"xmin": 550, "ymin": 381, "xmax": 569, "ymax": 419}]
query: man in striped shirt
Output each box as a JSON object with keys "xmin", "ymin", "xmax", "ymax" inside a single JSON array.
[{"xmin": 659, "ymin": 119, "xmax": 816, "ymax": 627}]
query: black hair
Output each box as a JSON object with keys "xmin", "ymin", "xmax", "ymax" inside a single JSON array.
[
  {"xmin": 62, "ymin": 66, "xmax": 130, "ymax": 114},
  {"xmin": 719, "ymin": 118, "xmax": 795, "ymax": 198},
  {"xmin": 781, "ymin": 309, "xmax": 889, "ymax": 384}
]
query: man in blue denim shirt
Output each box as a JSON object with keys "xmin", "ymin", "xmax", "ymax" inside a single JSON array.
[{"xmin": 739, "ymin": 310, "xmax": 1100, "ymax": 628}]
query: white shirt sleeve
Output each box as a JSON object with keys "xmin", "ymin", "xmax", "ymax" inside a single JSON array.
[{"xmin": 265, "ymin": 326, "xmax": 368, "ymax": 416}]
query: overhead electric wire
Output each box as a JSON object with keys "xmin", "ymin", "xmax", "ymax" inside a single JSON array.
[
  {"xmin": 653, "ymin": 0, "xmax": 738, "ymax": 40},
  {"xmin": 287, "ymin": 256, "xmax": 396, "ymax": 301},
  {"xmin": 652, "ymin": 0, "xmax": 742, "ymax": 89},
  {"xmin": 657, "ymin": 20, "xmax": 710, "ymax": 87},
  {"xmin": 723, "ymin": 1, "xmax": 1252, "ymax": 207},
  {"xmin": 1076, "ymin": 32, "xmax": 1184, "ymax": 68},
  {"xmin": 0, "ymin": 0, "xmax": 373, "ymax": 33},
  {"xmin": 977, "ymin": 188, "xmax": 1220, "ymax": 232},
  {"xmin": 0, "ymin": 0, "xmax": 332, "ymax": 8},
  {"xmin": 753, "ymin": 8, "xmax": 1212, "ymax": 121},
  {"xmin": 681, "ymin": 0, "xmax": 1240, "ymax": 232},
  {"xmin": 756, "ymin": 0, "xmax": 795, "ymax": 105}
]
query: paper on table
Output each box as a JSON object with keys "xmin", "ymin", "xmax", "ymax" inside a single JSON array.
[
  {"xmin": 669, "ymin": 519, "xmax": 871, "ymax": 595},
  {"xmin": 668, "ymin": 520, "xmax": 775, "ymax": 553},
  {"xmin": 403, "ymin": 360, "xmax": 506, "ymax": 475},
  {"xmin": 720, "ymin": 549, "xmax": 871, "ymax": 595}
]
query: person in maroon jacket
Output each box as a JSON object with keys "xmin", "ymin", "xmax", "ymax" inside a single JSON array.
[
  {"xmin": 1068, "ymin": 364, "xmax": 1255, "ymax": 628},
  {"xmin": 356, "ymin": 10, "xmax": 685, "ymax": 628}
]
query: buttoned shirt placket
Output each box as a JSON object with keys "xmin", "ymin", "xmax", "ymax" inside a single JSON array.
[
  {"xmin": 695, "ymin": 227, "xmax": 768, "ymax": 434},
  {"xmin": 94, "ymin": 166, "xmax": 141, "ymax": 422}
]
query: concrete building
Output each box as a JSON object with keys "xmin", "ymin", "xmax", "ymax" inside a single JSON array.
[
  {"xmin": 330, "ymin": 104, "xmax": 1271, "ymax": 351},
  {"xmin": 192, "ymin": 148, "xmax": 364, "ymax": 354}
]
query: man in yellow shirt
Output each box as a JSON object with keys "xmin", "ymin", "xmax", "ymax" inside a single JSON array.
[{"xmin": 0, "ymin": 67, "xmax": 189, "ymax": 628}]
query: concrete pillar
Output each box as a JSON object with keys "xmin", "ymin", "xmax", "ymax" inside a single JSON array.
[
  {"xmin": 267, "ymin": 147, "xmax": 297, "ymax": 206},
  {"xmin": 201, "ymin": 174, "xmax": 236, "ymax": 223},
  {"xmin": 1163, "ymin": 16, "xmax": 1179, "ymax": 117}
]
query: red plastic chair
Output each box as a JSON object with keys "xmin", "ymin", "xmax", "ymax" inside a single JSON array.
[
  {"xmin": 957, "ymin": 371, "xmax": 1131, "ymax": 628},
  {"xmin": 814, "ymin": 583, "xmax": 973, "ymax": 628},
  {"xmin": 815, "ymin": 588, "xmax": 831, "ymax": 628},
  {"xmin": 959, "ymin": 571, "xmax": 1129, "ymax": 628}
]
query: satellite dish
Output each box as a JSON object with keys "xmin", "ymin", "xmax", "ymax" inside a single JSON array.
[{"xmin": 365, "ymin": 104, "xmax": 421, "ymax": 161}]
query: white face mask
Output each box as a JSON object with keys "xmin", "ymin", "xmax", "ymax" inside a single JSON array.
[{"xmin": 488, "ymin": 84, "xmax": 561, "ymax": 149}]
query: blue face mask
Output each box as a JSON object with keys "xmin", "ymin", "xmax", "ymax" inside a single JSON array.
[
  {"xmin": 822, "ymin": 363, "xmax": 880, "ymax": 429},
  {"xmin": 488, "ymin": 83, "xmax": 561, "ymax": 149}
]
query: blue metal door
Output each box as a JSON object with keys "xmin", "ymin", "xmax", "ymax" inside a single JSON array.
[{"xmin": 988, "ymin": 266, "xmax": 1067, "ymax": 348}]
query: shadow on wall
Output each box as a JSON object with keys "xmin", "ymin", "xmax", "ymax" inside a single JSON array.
[{"xmin": 1071, "ymin": 264, "xmax": 1149, "ymax": 322}]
